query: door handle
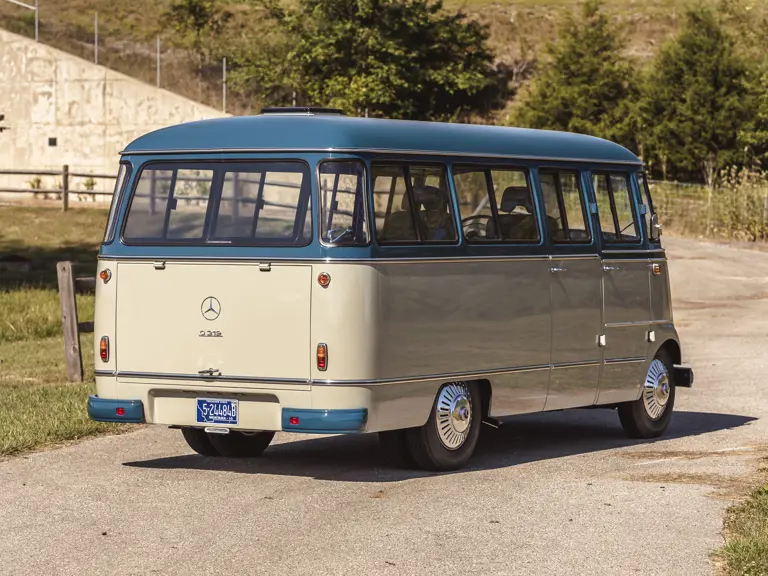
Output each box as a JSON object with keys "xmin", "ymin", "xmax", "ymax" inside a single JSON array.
[
  {"xmin": 550, "ymin": 267, "xmax": 567, "ymax": 273},
  {"xmin": 603, "ymin": 265, "xmax": 620, "ymax": 271}
]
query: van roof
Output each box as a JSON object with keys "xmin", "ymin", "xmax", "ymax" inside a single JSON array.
[{"xmin": 122, "ymin": 114, "xmax": 642, "ymax": 165}]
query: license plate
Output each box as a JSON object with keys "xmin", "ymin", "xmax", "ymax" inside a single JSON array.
[{"xmin": 196, "ymin": 398, "xmax": 238, "ymax": 425}]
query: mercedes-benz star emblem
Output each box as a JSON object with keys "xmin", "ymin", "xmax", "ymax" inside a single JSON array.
[{"xmin": 201, "ymin": 297, "xmax": 221, "ymax": 321}]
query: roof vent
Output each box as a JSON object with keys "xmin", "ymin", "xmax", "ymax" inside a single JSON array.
[{"xmin": 260, "ymin": 107, "xmax": 345, "ymax": 116}]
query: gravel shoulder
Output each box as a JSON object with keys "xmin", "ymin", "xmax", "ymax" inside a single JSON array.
[{"xmin": 1, "ymin": 237, "xmax": 767, "ymax": 576}]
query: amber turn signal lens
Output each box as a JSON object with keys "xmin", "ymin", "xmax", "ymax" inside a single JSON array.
[
  {"xmin": 99, "ymin": 336, "xmax": 109, "ymax": 362},
  {"xmin": 317, "ymin": 343, "xmax": 328, "ymax": 371},
  {"xmin": 99, "ymin": 269, "xmax": 112, "ymax": 283},
  {"xmin": 317, "ymin": 272, "xmax": 331, "ymax": 288}
]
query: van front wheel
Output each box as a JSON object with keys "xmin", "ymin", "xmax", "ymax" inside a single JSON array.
[
  {"xmin": 405, "ymin": 381, "xmax": 481, "ymax": 471},
  {"xmin": 618, "ymin": 351, "xmax": 676, "ymax": 439}
]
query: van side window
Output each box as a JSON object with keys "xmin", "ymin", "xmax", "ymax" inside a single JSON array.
[
  {"xmin": 539, "ymin": 170, "xmax": 590, "ymax": 243},
  {"xmin": 593, "ymin": 172, "xmax": 639, "ymax": 243},
  {"xmin": 372, "ymin": 163, "xmax": 457, "ymax": 244},
  {"xmin": 636, "ymin": 172, "xmax": 657, "ymax": 241},
  {"xmin": 453, "ymin": 166, "xmax": 540, "ymax": 243},
  {"xmin": 318, "ymin": 161, "xmax": 369, "ymax": 245}
]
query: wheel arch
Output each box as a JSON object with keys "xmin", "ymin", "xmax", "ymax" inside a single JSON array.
[
  {"xmin": 475, "ymin": 378, "xmax": 492, "ymax": 419},
  {"xmin": 657, "ymin": 338, "xmax": 682, "ymax": 365}
]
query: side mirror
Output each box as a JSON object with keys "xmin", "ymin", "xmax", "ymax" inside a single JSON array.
[{"xmin": 649, "ymin": 212, "xmax": 662, "ymax": 241}]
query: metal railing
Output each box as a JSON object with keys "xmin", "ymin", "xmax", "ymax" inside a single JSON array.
[{"xmin": 0, "ymin": 165, "xmax": 116, "ymax": 211}]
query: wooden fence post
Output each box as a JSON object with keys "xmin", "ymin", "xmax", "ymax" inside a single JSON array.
[
  {"xmin": 62, "ymin": 164, "xmax": 70, "ymax": 212},
  {"xmin": 57, "ymin": 261, "xmax": 84, "ymax": 382}
]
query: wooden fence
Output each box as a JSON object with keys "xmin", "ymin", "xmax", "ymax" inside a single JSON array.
[
  {"xmin": 56, "ymin": 261, "xmax": 95, "ymax": 382},
  {"xmin": 0, "ymin": 166, "xmax": 115, "ymax": 211}
]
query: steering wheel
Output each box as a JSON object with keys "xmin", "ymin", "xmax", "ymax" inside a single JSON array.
[
  {"xmin": 460, "ymin": 214, "xmax": 491, "ymax": 239},
  {"xmin": 326, "ymin": 226, "xmax": 354, "ymax": 244},
  {"xmin": 461, "ymin": 214, "xmax": 491, "ymax": 226}
]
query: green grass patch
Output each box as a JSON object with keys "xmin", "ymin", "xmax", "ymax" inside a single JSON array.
[
  {"xmin": 0, "ymin": 382, "xmax": 130, "ymax": 457},
  {"xmin": 0, "ymin": 334, "xmax": 134, "ymax": 456},
  {"xmin": 1, "ymin": 334, "xmax": 95, "ymax": 386},
  {"xmin": 0, "ymin": 290, "xmax": 94, "ymax": 342},
  {"xmin": 0, "ymin": 206, "xmax": 136, "ymax": 456},
  {"xmin": 0, "ymin": 205, "xmax": 107, "ymax": 289},
  {"xmin": 718, "ymin": 485, "xmax": 768, "ymax": 575}
]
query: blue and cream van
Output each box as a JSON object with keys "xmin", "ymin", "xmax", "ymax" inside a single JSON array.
[{"xmin": 88, "ymin": 107, "xmax": 693, "ymax": 471}]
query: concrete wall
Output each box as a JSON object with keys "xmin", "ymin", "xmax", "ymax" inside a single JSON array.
[{"xmin": 0, "ymin": 29, "xmax": 226, "ymax": 201}]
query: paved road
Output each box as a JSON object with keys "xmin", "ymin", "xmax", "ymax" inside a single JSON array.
[{"xmin": 2, "ymin": 237, "xmax": 767, "ymax": 576}]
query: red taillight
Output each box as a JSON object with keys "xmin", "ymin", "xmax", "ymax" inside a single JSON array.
[
  {"xmin": 289, "ymin": 416, "xmax": 300, "ymax": 425},
  {"xmin": 116, "ymin": 407, "xmax": 125, "ymax": 416},
  {"xmin": 317, "ymin": 272, "xmax": 331, "ymax": 288},
  {"xmin": 317, "ymin": 343, "xmax": 327, "ymax": 371},
  {"xmin": 99, "ymin": 336, "xmax": 109, "ymax": 362}
]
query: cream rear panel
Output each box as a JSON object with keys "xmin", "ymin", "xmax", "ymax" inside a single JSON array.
[{"xmin": 115, "ymin": 261, "xmax": 311, "ymax": 382}]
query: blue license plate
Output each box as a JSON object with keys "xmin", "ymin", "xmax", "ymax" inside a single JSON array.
[{"xmin": 196, "ymin": 398, "xmax": 238, "ymax": 425}]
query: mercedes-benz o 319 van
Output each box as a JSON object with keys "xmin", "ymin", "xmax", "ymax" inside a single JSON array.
[{"xmin": 88, "ymin": 108, "xmax": 694, "ymax": 471}]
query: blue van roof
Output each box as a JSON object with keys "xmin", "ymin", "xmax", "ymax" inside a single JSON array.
[{"xmin": 122, "ymin": 114, "xmax": 642, "ymax": 165}]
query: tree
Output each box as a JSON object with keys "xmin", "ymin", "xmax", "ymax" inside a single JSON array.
[
  {"xmin": 639, "ymin": 7, "xmax": 753, "ymax": 184},
  {"xmin": 249, "ymin": 0, "xmax": 495, "ymax": 120},
  {"xmin": 510, "ymin": 1, "xmax": 638, "ymax": 148},
  {"xmin": 164, "ymin": 0, "xmax": 232, "ymax": 66}
]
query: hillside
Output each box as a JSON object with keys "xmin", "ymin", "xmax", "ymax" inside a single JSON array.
[{"xmin": 1, "ymin": 0, "xmax": 763, "ymax": 116}]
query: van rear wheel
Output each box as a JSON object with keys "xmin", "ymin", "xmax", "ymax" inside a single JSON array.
[
  {"xmin": 618, "ymin": 350, "xmax": 675, "ymax": 439},
  {"xmin": 181, "ymin": 427, "xmax": 219, "ymax": 456},
  {"xmin": 404, "ymin": 381, "xmax": 481, "ymax": 471},
  {"xmin": 208, "ymin": 430, "xmax": 275, "ymax": 457}
]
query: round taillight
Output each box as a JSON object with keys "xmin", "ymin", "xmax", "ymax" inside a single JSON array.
[
  {"xmin": 317, "ymin": 272, "xmax": 331, "ymax": 288},
  {"xmin": 99, "ymin": 269, "xmax": 112, "ymax": 283}
]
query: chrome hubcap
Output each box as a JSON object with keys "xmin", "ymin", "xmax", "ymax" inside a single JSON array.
[
  {"xmin": 643, "ymin": 359, "xmax": 670, "ymax": 420},
  {"xmin": 436, "ymin": 382, "xmax": 472, "ymax": 450}
]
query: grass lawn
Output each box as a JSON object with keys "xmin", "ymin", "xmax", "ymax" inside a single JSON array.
[
  {"xmin": 0, "ymin": 205, "xmax": 135, "ymax": 457},
  {"xmin": 718, "ymin": 484, "xmax": 768, "ymax": 575}
]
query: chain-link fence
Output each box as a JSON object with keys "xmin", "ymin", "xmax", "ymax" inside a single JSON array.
[
  {"xmin": 651, "ymin": 175, "xmax": 768, "ymax": 241},
  {"xmin": 0, "ymin": 7, "xmax": 247, "ymax": 115}
]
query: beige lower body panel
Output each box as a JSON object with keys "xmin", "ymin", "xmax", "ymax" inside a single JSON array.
[{"xmin": 95, "ymin": 376, "xmax": 442, "ymax": 433}]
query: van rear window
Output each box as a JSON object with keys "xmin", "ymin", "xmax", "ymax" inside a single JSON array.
[{"xmin": 122, "ymin": 162, "xmax": 312, "ymax": 246}]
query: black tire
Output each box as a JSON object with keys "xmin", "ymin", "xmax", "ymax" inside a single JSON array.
[
  {"xmin": 181, "ymin": 427, "xmax": 220, "ymax": 456},
  {"xmin": 378, "ymin": 429, "xmax": 417, "ymax": 468},
  {"xmin": 618, "ymin": 350, "xmax": 676, "ymax": 439},
  {"xmin": 404, "ymin": 381, "xmax": 481, "ymax": 471},
  {"xmin": 207, "ymin": 430, "xmax": 275, "ymax": 458}
]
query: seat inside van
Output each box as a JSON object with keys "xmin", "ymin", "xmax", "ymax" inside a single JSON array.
[{"xmin": 382, "ymin": 184, "xmax": 454, "ymax": 241}]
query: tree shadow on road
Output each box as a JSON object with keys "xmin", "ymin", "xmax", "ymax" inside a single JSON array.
[{"xmin": 123, "ymin": 409, "xmax": 757, "ymax": 482}]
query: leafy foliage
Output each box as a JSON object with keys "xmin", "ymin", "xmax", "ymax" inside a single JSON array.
[
  {"xmin": 164, "ymin": 0, "xmax": 232, "ymax": 64},
  {"xmin": 510, "ymin": 1, "xmax": 638, "ymax": 148},
  {"xmin": 241, "ymin": 0, "xmax": 495, "ymax": 120},
  {"xmin": 638, "ymin": 6, "xmax": 753, "ymax": 184}
]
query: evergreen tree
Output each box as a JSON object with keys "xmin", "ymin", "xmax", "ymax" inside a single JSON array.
[
  {"xmin": 639, "ymin": 6, "xmax": 752, "ymax": 184},
  {"xmin": 511, "ymin": 1, "xmax": 638, "ymax": 148}
]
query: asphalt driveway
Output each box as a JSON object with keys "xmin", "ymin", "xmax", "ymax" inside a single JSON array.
[{"xmin": 1, "ymin": 236, "xmax": 767, "ymax": 575}]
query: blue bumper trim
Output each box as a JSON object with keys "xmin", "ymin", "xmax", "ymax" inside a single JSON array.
[
  {"xmin": 87, "ymin": 395, "xmax": 145, "ymax": 423},
  {"xmin": 282, "ymin": 408, "xmax": 368, "ymax": 434}
]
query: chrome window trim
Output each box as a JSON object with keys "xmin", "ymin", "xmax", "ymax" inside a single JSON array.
[
  {"xmin": 312, "ymin": 364, "xmax": 552, "ymax": 386},
  {"xmin": 120, "ymin": 147, "xmax": 644, "ymax": 167},
  {"xmin": 602, "ymin": 249, "xmax": 665, "ymax": 255},
  {"xmin": 551, "ymin": 361, "xmax": 601, "ymax": 369},
  {"xmin": 98, "ymin": 255, "xmax": 555, "ymax": 264},
  {"xmin": 604, "ymin": 357, "xmax": 646, "ymax": 365},
  {"xmin": 115, "ymin": 371, "xmax": 309, "ymax": 385},
  {"xmin": 605, "ymin": 320, "xmax": 672, "ymax": 328}
]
